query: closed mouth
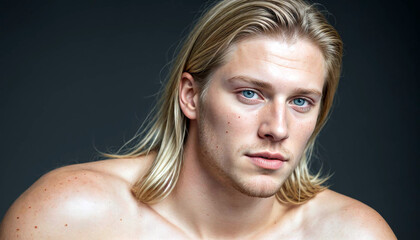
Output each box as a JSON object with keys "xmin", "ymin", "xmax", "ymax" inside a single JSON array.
[{"xmin": 246, "ymin": 152, "xmax": 288, "ymax": 161}]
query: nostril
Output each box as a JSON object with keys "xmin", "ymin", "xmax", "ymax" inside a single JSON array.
[{"xmin": 264, "ymin": 134, "xmax": 274, "ymax": 140}]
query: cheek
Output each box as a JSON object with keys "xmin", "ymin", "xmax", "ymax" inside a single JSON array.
[
  {"xmin": 201, "ymin": 101, "xmax": 230, "ymax": 135},
  {"xmin": 287, "ymin": 119, "xmax": 317, "ymax": 163},
  {"xmin": 203, "ymin": 97, "xmax": 253, "ymax": 137},
  {"xmin": 198, "ymin": 98, "xmax": 237, "ymax": 154},
  {"xmin": 223, "ymin": 106, "xmax": 261, "ymax": 141},
  {"xmin": 293, "ymin": 119, "xmax": 317, "ymax": 144}
]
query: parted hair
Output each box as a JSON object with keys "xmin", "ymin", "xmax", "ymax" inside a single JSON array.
[{"xmin": 107, "ymin": 0, "xmax": 343, "ymax": 204}]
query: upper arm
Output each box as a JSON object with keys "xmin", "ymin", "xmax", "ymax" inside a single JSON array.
[
  {"xmin": 337, "ymin": 201, "xmax": 397, "ymax": 240},
  {"xmin": 308, "ymin": 190, "xmax": 396, "ymax": 240},
  {"xmin": 0, "ymin": 167, "xmax": 121, "ymax": 240},
  {"xmin": 316, "ymin": 191, "xmax": 397, "ymax": 240}
]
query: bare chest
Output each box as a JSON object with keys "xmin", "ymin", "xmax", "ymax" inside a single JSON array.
[
  {"xmin": 97, "ymin": 196, "xmax": 332, "ymax": 240},
  {"xmin": 95, "ymin": 203, "xmax": 189, "ymax": 240},
  {"xmin": 108, "ymin": 211, "xmax": 328, "ymax": 240}
]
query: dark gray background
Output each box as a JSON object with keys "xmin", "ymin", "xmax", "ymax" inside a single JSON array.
[{"xmin": 1, "ymin": 0, "xmax": 418, "ymax": 238}]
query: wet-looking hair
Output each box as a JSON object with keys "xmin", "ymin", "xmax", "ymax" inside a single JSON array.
[{"xmin": 107, "ymin": 0, "xmax": 343, "ymax": 204}]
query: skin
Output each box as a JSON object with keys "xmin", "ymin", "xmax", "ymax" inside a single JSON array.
[
  {"xmin": 194, "ymin": 36, "xmax": 324, "ymax": 199},
  {"xmin": 0, "ymin": 37, "xmax": 396, "ymax": 240}
]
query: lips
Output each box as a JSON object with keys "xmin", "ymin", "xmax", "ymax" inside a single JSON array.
[
  {"xmin": 246, "ymin": 152, "xmax": 288, "ymax": 161},
  {"xmin": 246, "ymin": 151, "xmax": 288, "ymax": 170}
]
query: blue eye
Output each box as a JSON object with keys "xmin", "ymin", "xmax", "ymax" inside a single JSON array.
[
  {"xmin": 293, "ymin": 98, "xmax": 306, "ymax": 106},
  {"xmin": 242, "ymin": 90, "xmax": 256, "ymax": 98}
]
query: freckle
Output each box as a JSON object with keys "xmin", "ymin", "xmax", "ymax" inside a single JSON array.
[
  {"xmin": 225, "ymin": 131, "xmax": 228, "ymax": 133},
  {"xmin": 67, "ymin": 180, "xmax": 70, "ymax": 182},
  {"xmin": 216, "ymin": 146, "xmax": 218, "ymax": 149},
  {"xmin": 16, "ymin": 228, "xmax": 20, "ymax": 231},
  {"xmin": 228, "ymin": 121, "xmax": 230, "ymax": 124},
  {"xmin": 44, "ymin": 188, "xmax": 47, "ymax": 191},
  {"xmin": 59, "ymin": 182, "xmax": 63, "ymax": 185},
  {"xmin": 34, "ymin": 226, "xmax": 37, "ymax": 229},
  {"xmin": 28, "ymin": 206, "xmax": 31, "ymax": 209},
  {"xmin": 74, "ymin": 177, "xmax": 78, "ymax": 179},
  {"xmin": 120, "ymin": 218, "xmax": 122, "ymax": 221}
]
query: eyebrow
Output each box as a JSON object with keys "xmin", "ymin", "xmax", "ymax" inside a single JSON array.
[
  {"xmin": 226, "ymin": 75, "xmax": 323, "ymax": 98},
  {"xmin": 292, "ymin": 88, "xmax": 323, "ymax": 98},
  {"xmin": 226, "ymin": 76, "xmax": 273, "ymax": 89}
]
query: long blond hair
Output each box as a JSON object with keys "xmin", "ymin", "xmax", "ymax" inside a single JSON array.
[{"xmin": 107, "ymin": 0, "xmax": 343, "ymax": 204}]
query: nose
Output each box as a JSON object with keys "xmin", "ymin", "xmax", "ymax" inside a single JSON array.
[{"xmin": 257, "ymin": 102, "xmax": 289, "ymax": 142}]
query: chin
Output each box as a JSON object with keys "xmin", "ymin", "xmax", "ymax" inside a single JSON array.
[{"xmin": 232, "ymin": 175, "xmax": 283, "ymax": 198}]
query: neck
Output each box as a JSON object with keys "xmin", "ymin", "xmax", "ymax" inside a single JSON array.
[{"xmin": 151, "ymin": 124, "xmax": 287, "ymax": 239}]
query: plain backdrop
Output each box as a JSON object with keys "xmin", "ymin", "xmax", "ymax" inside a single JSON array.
[{"xmin": 1, "ymin": 0, "xmax": 418, "ymax": 238}]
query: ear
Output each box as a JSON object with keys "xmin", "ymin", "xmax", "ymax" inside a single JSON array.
[{"xmin": 179, "ymin": 72, "xmax": 199, "ymax": 120}]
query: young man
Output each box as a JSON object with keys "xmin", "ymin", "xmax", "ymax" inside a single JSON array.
[{"xmin": 0, "ymin": 0, "xmax": 396, "ymax": 239}]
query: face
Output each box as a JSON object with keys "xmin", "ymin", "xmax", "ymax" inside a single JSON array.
[{"xmin": 195, "ymin": 36, "xmax": 325, "ymax": 198}]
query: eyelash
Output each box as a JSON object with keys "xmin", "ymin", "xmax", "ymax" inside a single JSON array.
[
  {"xmin": 236, "ymin": 89, "xmax": 315, "ymax": 113},
  {"xmin": 237, "ymin": 89, "xmax": 263, "ymax": 103},
  {"xmin": 291, "ymin": 98, "xmax": 314, "ymax": 113}
]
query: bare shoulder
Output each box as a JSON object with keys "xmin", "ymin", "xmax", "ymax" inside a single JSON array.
[
  {"xmin": 304, "ymin": 189, "xmax": 396, "ymax": 240},
  {"xmin": 0, "ymin": 154, "xmax": 155, "ymax": 239}
]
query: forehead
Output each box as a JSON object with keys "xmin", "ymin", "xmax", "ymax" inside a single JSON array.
[{"xmin": 213, "ymin": 36, "xmax": 326, "ymax": 92}]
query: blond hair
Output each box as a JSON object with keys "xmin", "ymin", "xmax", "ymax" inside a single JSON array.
[{"xmin": 107, "ymin": 0, "xmax": 343, "ymax": 204}]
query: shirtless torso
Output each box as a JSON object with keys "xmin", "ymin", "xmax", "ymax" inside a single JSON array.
[
  {"xmin": 0, "ymin": 2, "xmax": 397, "ymax": 238},
  {"xmin": 0, "ymin": 154, "xmax": 395, "ymax": 239}
]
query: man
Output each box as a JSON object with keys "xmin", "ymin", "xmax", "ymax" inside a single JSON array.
[{"xmin": 0, "ymin": 0, "xmax": 396, "ymax": 239}]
